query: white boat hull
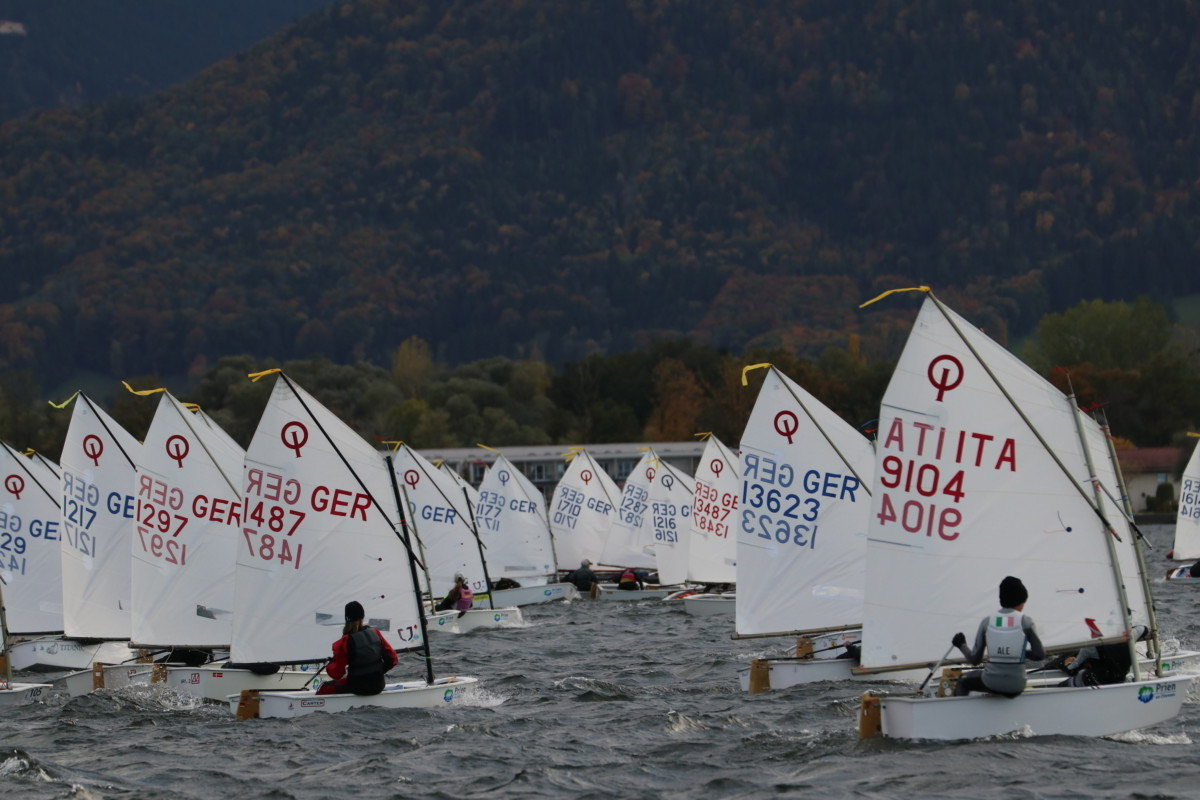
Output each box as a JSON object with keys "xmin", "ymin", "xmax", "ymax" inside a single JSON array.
[
  {"xmin": 682, "ymin": 594, "xmax": 735, "ymax": 617},
  {"xmin": 738, "ymin": 658, "xmax": 855, "ymax": 690},
  {"xmin": 63, "ymin": 661, "xmax": 322, "ymax": 700},
  {"xmin": 1165, "ymin": 566, "xmax": 1200, "ymax": 581},
  {"xmin": 488, "ymin": 583, "xmax": 579, "ymax": 606},
  {"xmin": 160, "ymin": 664, "xmax": 322, "ymax": 701},
  {"xmin": 8, "ymin": 637, "xmax": 138, "ymax": 671},
  {"xmin": 230, "ymin": 675, "xmax": 479, "ymax": 719},
  {"xmin": 0, "ymin": 682, "xmax": 52, "ymax": 706},
  {"xmin": 427, "ymin": 607, "xmax": 523, "ymax": 633},
  {"xmin": 596, "ymin": 585, "xmax": 675, "ymax": 601},
  {"xmin": 874, "ymin": 676, "xmax": 1191, "ymax": 740}
]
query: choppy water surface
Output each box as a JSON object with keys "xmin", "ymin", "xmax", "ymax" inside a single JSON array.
[{"xmin": 2, "ymin": 524, "xmax": 1197, "ymax": 799}]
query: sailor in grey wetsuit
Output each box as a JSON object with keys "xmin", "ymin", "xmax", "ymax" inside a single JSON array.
[{"xmin": 950, "ymin": 576, "xmax": 1046, "ymax": 697}]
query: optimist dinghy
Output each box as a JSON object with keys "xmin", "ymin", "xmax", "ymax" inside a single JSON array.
[
  {"xmin": 0, "ymin": 570, "xmax": 52, "ymax": 705},
  {"xmin": 386, "ymin": 444, "xmax": 525, "ymax": 626},
  {"xmin": 854, "ymin": 289, "xmax": 1191, "ymax": 741},
  {"xmin": 1169, "ymin": 433, "xmax": 1200, "ymax": 563},
  {"xmin": 226, "ymin": 371, "xmax": 479, "ymax": 718},
  {"xmin": 733, "ymin": 364, "xmax": 875, "ymax": 690}
]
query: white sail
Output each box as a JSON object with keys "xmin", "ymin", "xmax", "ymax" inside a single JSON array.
[
  {"xmin": 476, "ymin": 454, "xmax": 557, "ymax": 585},
  {"xmin": 688, "ymin": 436, "xmax": 739, "ymax": 585},
  {"xmin": 230, "ymin": 374, "xmax": 424, "ymax": 664},
  {"xmin": 861, "ymin": 296, "xmax": 1144, "ymax": 672},
  {"xmin": 390, "ymin": 444, "xmax": 486, "ymax": 600},
  {"xmin": 0, "ymin": 443, "xmax": 64, "ymax": 633},
  {"xmin": 646, "ymin": 457, "xmax": 695, "ymax": 586},
  {"xmin": 735, "ymin": 367, "xmax": 874, "ymax": 637},
  {"xmin": 548, "ymin": 449, "xmax": 621, "ymax": 568},
  {"xmin": 439, "ymin": 462, "xmax": 480, "ymax": 508},
  {"xmin": 59, "ymin": 395, "xmax": 140, "ymax": 640},
  {"xmin": 601, "ymin": 451, "xmax": 658, "ymax": 569},
  {"xmin": 131, "ymin": 393, "xmax": 243, "ymax": 648},
  {"xmin": 1173, "ymin": 437, "xmax": 1200, "ymax": 560}
]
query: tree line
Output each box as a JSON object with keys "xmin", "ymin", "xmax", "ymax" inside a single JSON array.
[{"xmin": 2, "ymin": 298, "xmax": 1197, "ymax": 468}]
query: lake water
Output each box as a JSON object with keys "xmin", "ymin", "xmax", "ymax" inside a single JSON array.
[{"xmin": 2, "ymin": 524, "xmax": 1197, "ymax": 799}]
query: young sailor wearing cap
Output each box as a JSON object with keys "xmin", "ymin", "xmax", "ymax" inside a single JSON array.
[{"xmin": 949, "ymin": 576, "xmax": 1046, "ymax": 697}]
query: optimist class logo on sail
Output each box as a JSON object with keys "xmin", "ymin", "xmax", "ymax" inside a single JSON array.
[{"xmin": 875, "ymin": 354, "xmax": 1016, "ymax": 541}]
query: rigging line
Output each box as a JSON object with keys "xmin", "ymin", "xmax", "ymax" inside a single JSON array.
[
  {"xmin": 79, "ymin": 394, "xmax": 137, "ymax": 469},
  {"xmin": 31, "ymin": 451, "xmax": 62, "ymax": 480},
  {"xmin": 1, "ymin": 441, "xmax": 60, "ymax": 509},
  {"xmin": 162, "ymin": 393, "xmax": 241, "ymax": 499},
  {"xmin": 772, "ymin": 365, "xmax": 873, "ymax": 497},
  {"xmin": 924, "ymin": 292, "xmax": 1126, "ymax": 543}
]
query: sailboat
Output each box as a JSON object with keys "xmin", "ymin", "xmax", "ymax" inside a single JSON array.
[
  {"xmin": 641, "ymin": 455, "xmax": 695, "ymax": 592},
  {"xmin": 67, "ymin": 390, "xmax": 317, "ymax": 699},
  {"xmin": 0, "ymin": 572, "xmax": 52, "ymax": 706},
  {"xmin": 596, "ymin": 450, "xmax": 677, "ymax": 600},
  {"xmin": 53, "ymin": 394, "xmax": 140, "ymax": 672},
  {"xmin": 855, "ymin": 289, "xmax": 1189, "ymax": 741},
  {"xmin": 548, "ymin": 448, "xmax": 621, "ymax": 576},
  {"xmin": 387, "ymin": 443, "xmax": 524, "ymax": 631},
  {"xmin": 678, "ymin": 435, "xmax": 739, "ymax": 617},
  {"xmin": 229, "ymin": 371, "xmax": 477, "ymax": 718},
  {"xmin": 1167, "ymin": 432, "xmax": 1200, "ymax": 578},
  {"xmin": 1, "ymin": 443, "xmax": 70, "ymax": 670},
  {"xmin": 473, "ymin": 452, "xmax": 578, "ymax": 605},
  {"xmin": 733, "ymin": 364, "xmax": 875, "ymax": 690}
]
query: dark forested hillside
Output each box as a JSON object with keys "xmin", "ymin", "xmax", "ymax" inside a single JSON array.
[
  {"xmin": 2, "ymin": 0, "xmax": 1199, "ymax": 389},
  {"xmin": 0, "ymin": 0, "xmax": 335, "ymax": 120}
]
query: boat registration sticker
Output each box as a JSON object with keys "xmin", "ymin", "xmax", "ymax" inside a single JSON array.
[{"xmin": 1138, "ymin": 683, "xmax": 1176, "ymax": 703}]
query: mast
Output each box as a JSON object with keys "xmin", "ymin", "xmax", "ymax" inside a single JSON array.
[
  {"xmin": 1067, "ymin": 398, "xmax": 1139, "ymax": 680},
  {"xmin": 387, "ymin": 456, "xmax": 435, "ymax": 685},
  {"xmin": 1099, "ymin": 416, "xmax": 1163, "ymax": 675},
  {"xmin": 463, "ymin": 488, "xmax": 497, "ymax": 610}
]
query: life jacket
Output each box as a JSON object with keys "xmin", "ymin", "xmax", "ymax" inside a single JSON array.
[
  {"xmin": 346, "ymin": 627, "xmax": 385, "ymax": 679},
  {"xmin": 456, "ymin": 585, "xmax": 474, "ymax": 611},
  {"xmin": 619, "ymin": 569, "xmax": 637, "ymax": 584},
  {"xmin": 986, "ymin": 610, "xmax": 1028, "ymax": 664}
]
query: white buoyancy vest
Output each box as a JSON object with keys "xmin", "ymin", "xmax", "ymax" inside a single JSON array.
[{"xmin": 986, "ymin": 610, "xmax": 1028, "ymax": 664}]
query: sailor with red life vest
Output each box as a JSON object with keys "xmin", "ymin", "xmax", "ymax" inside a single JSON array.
[
  {"xmin": 949, "ymin": 576, "xmax": 1046, "ymax": 697},
  {"xmin": 617, "ymin": 567, "xmax": 645, "ymax": 591},
  {"xmin": 435, "ymin": 573, "xmax": 474, "ymax": 615},
  {"xmin": 316, "ymin": 600, "xmax": 399, "ymax": 696}
]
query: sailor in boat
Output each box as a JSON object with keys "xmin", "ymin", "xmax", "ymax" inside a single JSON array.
[
  {"xmin": 950, "ymin": 576, "xmax": 1047, "ymax": 698},
  {"xmin": 316, "ymin": 601, "xmax": 399, "ymax": 696},
  {"xmin": 435, "ymin": 574, "xmax": 474, "ymax": 616},
  {"xmin": 616, "ymin": 567, "xmax": 645, "ymax": 591},
  {"xmin": 564, "ymin": 559, "xmax": 600, "ymax": 599},
  {"xmin": 1053, "ymin": 624, "xmax": 1150, "ymax": 687}
]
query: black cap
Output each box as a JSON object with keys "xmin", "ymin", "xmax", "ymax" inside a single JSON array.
[
  {"xmin": 344, "ymin": 600, "xmax": 365, "ymax": 622},
  {"xmin": 999, "ymin": 576, "xmax": 1028, "ymax": 608}
]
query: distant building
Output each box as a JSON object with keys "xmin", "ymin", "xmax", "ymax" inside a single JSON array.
[
  {"xmin": 418, "ymin": 441, "xmax": 710, "ymax": 501},
  {"xmin": 1116, "ymin": 446, "xmax": 1183, "ymax": 512}
]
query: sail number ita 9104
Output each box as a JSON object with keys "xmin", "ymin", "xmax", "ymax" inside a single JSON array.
[{"xmin": 875, "ymin": 455, "xmax": 964, "ymax": 540}]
